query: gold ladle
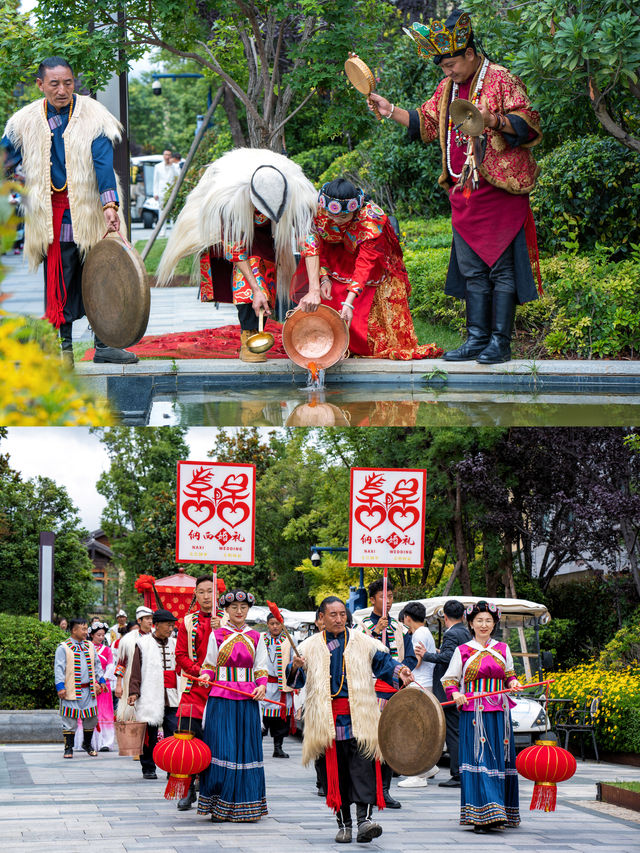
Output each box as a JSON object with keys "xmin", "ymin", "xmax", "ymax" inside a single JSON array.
[{"xmin": 246, "ymin": 308, "xmax": 275, "ymax": 353}]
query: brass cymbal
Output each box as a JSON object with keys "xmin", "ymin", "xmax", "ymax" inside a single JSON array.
[{"xmin": 450, "ymin": 98, "xmax": 484, "ymax": 137}]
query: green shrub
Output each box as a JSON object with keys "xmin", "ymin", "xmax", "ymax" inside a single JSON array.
[
  {"xmin": 532, "ymin": 136, "xmax": 640, "ymax": 256},
  {"xmin": 0, "ymin": 614, "xmax": 66, "ymax": 710},
  {"xmin": 291, "ymin": 145, "xmax": 349, "ymax": 185},
  {"xmin": 540, "ymin": 253, "xmax": 640, "ymax": 358},
  {"xmin": 403, "ymin": 247, "xmax": 465, "ymax": 333},
  {"xmin": 598, "ymin": 608, "xmax": 640, "ymax": 671},
  {"xmin": 400, "ymin": 216, "xmax": 452, "ymax": 250}
]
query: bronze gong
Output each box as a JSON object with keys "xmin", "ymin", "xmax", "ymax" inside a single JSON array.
[
  {"xmin": 282, "ymin": 305, "xmax": 349, "ymax": 370},
  {"xmin": 82, "ymin": 232, "xmax": 150, "ymax": 349},
  {"xmin": 378, "ymin": 686, "xmax": 446, "ymax": 776}
]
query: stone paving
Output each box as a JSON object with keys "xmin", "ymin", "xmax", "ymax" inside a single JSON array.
[{"xmin": 1, "ymin": 739, "xmax": 639, "ymax": 853}]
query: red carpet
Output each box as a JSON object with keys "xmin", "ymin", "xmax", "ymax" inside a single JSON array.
[{"xmin": 82, "ymin": 320, "xmax": 289, "ymax": 360}]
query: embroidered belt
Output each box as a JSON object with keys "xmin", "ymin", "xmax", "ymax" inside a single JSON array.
[
  {"xmin": 466, "ymin": 677, "xmax": 503, "ymax": 696},
  {"xmin": 215, "ymin": 667, "xmax": 253, "ymax": 682},
  {"xmin": 267, "ymin": 675, "xmax": 280, "ymax": 684}
]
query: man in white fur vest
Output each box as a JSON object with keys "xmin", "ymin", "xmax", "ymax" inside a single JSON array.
[
  {"xmin": 287, "ymin": 596, "xmax": 413, "ymax": 845},
  {"xmin": 114, "ymin": 605, "xmax": 153, "ymax": 711},
  {"xmin": 1, "ymin": 56, "xmax": 138, "ymax": 367},
  {"xmin": 127, "ymin": 608, "xmax": 179, "ymax": 780},
  {"xmin": 360, "ymin": 577, "xmax": 417, "ymax": 809}
]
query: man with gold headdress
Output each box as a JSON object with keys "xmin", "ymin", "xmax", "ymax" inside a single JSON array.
[{"xmin": 369, "ymin": 9, "xmax": 542, "ymax": 364}]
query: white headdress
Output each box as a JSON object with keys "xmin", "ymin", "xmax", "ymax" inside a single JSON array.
[{"xmin": 156, "ymin": 147, "xmax": 317, "ymax": 304}]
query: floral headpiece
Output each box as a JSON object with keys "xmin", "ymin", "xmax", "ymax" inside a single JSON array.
[
  {"xmin": 466, "ymin": 601, "xmax": 501, "ymax": 619},
  {"xmin": 219, "ymin": 589, "xmax": 255, "ymax": 608},
  {"xmin": 318, "ymin": 184, "xmax": 364, "ymax": 215},
  {"xmin": 404, "ymin": 12, "xmax": 472, "ymax": 61}
]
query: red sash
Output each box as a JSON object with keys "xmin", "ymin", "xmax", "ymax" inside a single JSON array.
[
  {"xmin": 164, "ymin": 671, "xmax": 177, "ymax": 689},
  {"xmin": 45, "ymin": 190, "xmax": 70, "ymax": 329},
  {"xmin": 374, "ymin": 679, "xmax": 396, "ymax": 695},
  {"xmin": 324, "ymin": 698, "xmax": 384, "ymax": 813}
]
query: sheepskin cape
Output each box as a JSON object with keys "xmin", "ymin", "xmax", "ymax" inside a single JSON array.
[
  {"xmin": 298, "ymin": 628, "xmax": 387, "ymax": 766},
  {"xmin": 134, "ymin": 632, "xmax": 178, "ymax": 726},
  {"xmin": 115, "ymin": 629, "xmax": 141, "ymax": 723},
  {"xmin": 3, "ymin": 94, "xmax": 125, "ymax": 271},
  {"xmin": 156, "ymin": 147, "xmax": 317, "ymax": 304}
]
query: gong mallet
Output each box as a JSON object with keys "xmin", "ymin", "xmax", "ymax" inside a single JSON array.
[
  {"xmin": 440, "ymin": 678, "xmax": 555, "ymax": 706},
  {"xmin": 195, "ymin": 679, "xmax": 287, "ymax": 708},
  {"xmin": 266, "ymin": 600, "xmax": 301, "ymax": 656}
]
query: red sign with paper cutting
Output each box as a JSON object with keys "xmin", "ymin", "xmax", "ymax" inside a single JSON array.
[
  {"xmin": 176, "ymin": 461, "xmax": 256, "ymax": 564},
  {"xmin": 349, "ymin": 467, "xmax": 427, "ymax": 568}
]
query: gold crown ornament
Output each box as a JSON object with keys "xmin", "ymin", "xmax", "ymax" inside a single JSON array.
[{"xmin": 404, "ymin": 13, "xmax": 472, "ymax": 59}]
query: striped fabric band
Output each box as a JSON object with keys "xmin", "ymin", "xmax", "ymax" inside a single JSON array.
[
  {"xmin": 48, "ymin": 114, "xmax": 63, "ymax": 131},
  {"xmin": 467, "ymin": 677, "xmax": 502, "ymax": 696},
  {"xmin": 215, "ymin": 666, "xmax": 253, "ymax": 682},
  {"xmin": 211, "ymin": 756, "xmax": 263, "ymax": 771},
  {"xmin": 59, "ymin": 223, "xmax": 74, "ymax": 242},
  {"xmin": 100, "ymin": 189, "xmax": 118, "ymax": 205},
  {"xmin": 65, "ymin": 639, "xmax": 95, "ymax": 699},
  {"xmin": 60, "ymin": 704, "xmax": 96, "ymax": 720}
]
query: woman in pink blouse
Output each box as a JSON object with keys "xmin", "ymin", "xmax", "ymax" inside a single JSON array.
[{"xmin": 441, "ymin": 600, "xmax": 523, "ymax": 833}]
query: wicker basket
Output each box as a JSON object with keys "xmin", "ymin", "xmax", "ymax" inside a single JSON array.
[{"xmin": 115, "ymin": 720, "xmax": 147, "ymax": 756}]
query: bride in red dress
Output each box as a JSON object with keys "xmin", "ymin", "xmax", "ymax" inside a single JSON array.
[{"xmin": 293, "ymin": 178, "xmax": 441, "ymax": 360}]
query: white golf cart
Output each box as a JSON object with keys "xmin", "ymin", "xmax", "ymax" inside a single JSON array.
[
  {"xmin": 353, "ymin": 595, "xmax": 552, "ymax": 750},
  {"xmin": 130, "ymin": 154, "xmax": 163, "ymax": 228}
]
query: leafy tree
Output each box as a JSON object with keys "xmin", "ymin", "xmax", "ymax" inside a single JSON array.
[
  {"xmin": 0, "ymin": 467, "xmax": 95, "ymax": 618},
  {"xmin": 0, "ymin": 614, "xmax": 66, "ymax": 710},
  {"xmin": 463, "ymin": 0, "xmax": 640, "ymax": 153},
  {"xmin": 94, "ymin": 426, "xmax": 193, "ymax": 608},
  {"xmin": 34, "ymin": 0, "xmax": 391, "ymax": 150}
]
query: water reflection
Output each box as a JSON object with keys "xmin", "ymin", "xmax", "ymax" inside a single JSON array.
[{"xmin": 146, "ymin": 384, "xmax": 640, "ymax": 428}]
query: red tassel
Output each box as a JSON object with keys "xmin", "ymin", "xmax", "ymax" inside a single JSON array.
[
  {"xmin": 45, "ymin": 191, "xmax": 70, "ymax": 329},
  {"xmin": 375, "ymin": 760, "xmax": 385, "ymax": 810},
  {"xmin": 530, "ymin": 782, "xmax": 557, "ymax": 811},
  {"xmin": 524, "ymin": 206, "xmax": 543, "ymax": 295},
  {"xmin": 325, "ymin": 742, "xmax": 341, "ymax": 812},
  {"xmin": 164, "ymin": 773, "xmax": 191, "ymax": 801}
]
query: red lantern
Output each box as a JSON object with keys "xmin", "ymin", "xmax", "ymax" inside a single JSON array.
[
  {"xmin": 152, "ymin": 732, "xmax": 211, "ymax": 800},
  {"xmin": 516, "ymin": 738, "xmax": 577, "ymax": 811}
]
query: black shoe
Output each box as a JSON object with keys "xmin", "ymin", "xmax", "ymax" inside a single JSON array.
[
  {"xmin": 142, "ymin": 771, "xmax": 158, "ymax": 779},
  {"xmin": 273, "ymin": 746, "xmax": 289, "ymax": 758},
  {"xmin": 443, "ymin": 290, "xmax": 491, "ymax": 361},
  {"xmin": 476, "ymin": 290, "xmax": 516, "ymax": 364},
  {"xmin": 177, "ymin": 783, "xmax": 197, "ymax": 811},
  {"xmin": 438, "ymin": 776, "xmax": 461, "ymax": 788},
  {"xmin": 317, "ymin": 788, "xmax": 326, "ymax": 797},
  {"xmin": 93, "ymin": 344, "xmax": 139, "ymax": 364},
  {"xmin": 99, "ymin": 746, "xmax": 110, "ymax": 752},
  {"xmin": 356, "ymin": 819, "xmax": 383, "ymax": 843},
  {"xmin": 473, "ymin": 825, "xmax": 490, "ymax": 834},
  {"xmin": 383, "ymin": 792, "xmax": 401, "ymax": 809},
  {"xmin": 82, "ymin": 731, "xmax": 98, "ymax": 757},
  {"xmin": 63, "ymin": 732, "xmax": 74, "ymax": 759}
]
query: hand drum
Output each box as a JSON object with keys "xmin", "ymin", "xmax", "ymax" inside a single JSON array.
[{"xmin": 344, "ymin": 52, "xmax": 381, "ymax": 120}]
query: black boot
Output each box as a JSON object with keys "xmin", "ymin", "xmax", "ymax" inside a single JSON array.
[
  {"xmin": 476, "ymin": 290, "xmax": 517, "ymax": 364},
  {"xmin": 335, "ymin": 806, "xmax": 352, "ymax": 844},
  {"xmin": 81, "ymin": 729, "xmax": 98, "ymax": 756},
  {"xmin": 356, "ymin": 803, "xmax": 382, "ymax": 843},
  {"xmin": 63, "ymin": 731, "xmax": 74, "ymax": 759},
  {"xmin": 381, "ymin": 763, "xmax": 401, "ymax": 809},
  {"xmin": 177, "ymin": 779, "xmax": 197, "ymax": 811},
  {"xmin": 59, "ymin": 322, "xmax": 74, "ymax": 368},
  {"xmin": 273, "ymin": 735, "xmax": 289, "ymax": 758},
  {"xmin": 443, "ymin": 289, "xmax": 491, "ymax": 361},
  {"xmin": 93, "ymin": 336, "xmax": 139, "ymax": 364}
]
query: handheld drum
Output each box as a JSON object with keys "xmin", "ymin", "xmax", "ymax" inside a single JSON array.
[{"xmin": 344, "ymin": 52, "xmax": 381, "ymax": 120}]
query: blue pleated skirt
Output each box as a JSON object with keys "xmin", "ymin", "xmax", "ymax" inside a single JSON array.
[
  {"xmin": 459, "ymin": 709, "xmax": 520, "ymax": 827},
  {"xmin": 197, "ymin": 696, "xmax": 268, "ymax": 822}
]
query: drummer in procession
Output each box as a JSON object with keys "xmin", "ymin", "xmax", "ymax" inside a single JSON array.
[
  {"xmin": 174, "ymin": 575, "xmax": 224, "ymax": 811},
  {"xmin": 259, "ymin": 612, "xmax": 296, "ymax": 759},
  {"xmin": 359, "ymin": 578, "xmax": 417, "ymax": 808},
  {"xmin": 288, "ymin": 597, "xmax": 414, "ymax": 845},
  {"xmin": 1, "ymin": 56, "xmax": 139, "ymax": 367},
  {"xmin": 368, "ymin": 9, "xmax": 542, "ymax": 365}
]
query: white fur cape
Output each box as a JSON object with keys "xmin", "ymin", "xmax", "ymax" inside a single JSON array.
[{"xmin": 156, "ymin": 147, "xmax": 317, "ymax": 303}]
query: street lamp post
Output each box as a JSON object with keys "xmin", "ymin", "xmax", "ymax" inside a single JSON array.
[{"xmin": 309, "ymin": 546, "xmax": 367, "ymax": 612}]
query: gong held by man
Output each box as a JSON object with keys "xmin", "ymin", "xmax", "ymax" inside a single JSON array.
[{"xmin": 353, "ymin": 10, "xmax": 542, "ymax": 367}]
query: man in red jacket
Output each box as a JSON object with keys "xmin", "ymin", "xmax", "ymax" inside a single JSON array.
[{"xmin": 174, "ymin": 575, "xmax": 223, "ymax": 810}]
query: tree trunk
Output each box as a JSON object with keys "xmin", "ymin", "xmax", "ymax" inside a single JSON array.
[
  {"xmin": 589, "ymin": 77, "xmax": 640, "ymax": 153},
  {"xmin": 223, "ymin": 85, "xmax": 246, "ymax": 147},
  {"xmin": 501, "ymin": 537, "xmax": 517, "ymax": 598},
  {"xmin": 448, "ymin": 476, "xmax": 471, "ymax": 595}
]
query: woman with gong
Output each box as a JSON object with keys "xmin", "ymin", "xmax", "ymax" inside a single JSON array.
[
  {"xmin": 441, "ymin": 600, "xmax": 523, "ymax": 833},
  {"xmin": 292, "ymin": 178, "xmax": 440, "ymax": 360}
]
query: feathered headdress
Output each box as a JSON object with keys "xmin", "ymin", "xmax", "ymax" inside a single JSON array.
[{"xmin": 156, "ymin": 147, "xmax": 317, "ymax": 305}]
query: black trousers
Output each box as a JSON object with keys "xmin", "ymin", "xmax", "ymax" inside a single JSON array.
[
  {"xmin": 444, "ymin": 704, "xmax": 461, "ymax": 777},
  {"xmin": 317, "ymin": 738, "xmax": 378, "ymax": 808},
  {"xmin": 452, "ymin": 228, "xmax": 517, "ymax": 296},
  {"xmin": 140, "ymin": 707, "xmax": 178, "ymax": 774},
  {"xmin": 263, "ymin": 714, "xmax": 289, "ymax": 740},
  {"xmin": 42, "ymin": 241, "xmax": 85, "ymax": 324}
]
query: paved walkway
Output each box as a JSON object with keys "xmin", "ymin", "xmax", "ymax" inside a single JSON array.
[{"xmin": 1, "ymin": 740, "xmax": 639, "ymax": 852}]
